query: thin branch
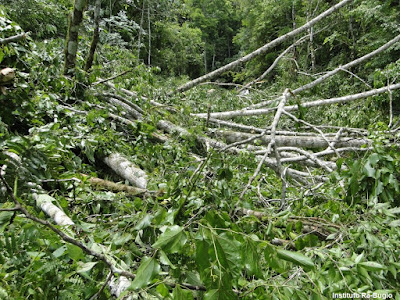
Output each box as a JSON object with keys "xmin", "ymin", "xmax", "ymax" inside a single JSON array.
[
  {"xmin": 239, "ymin": 89, "xmax": 290, "ymax": 201},
  {"xmin": 0, "ymin": 33, "xmax": 27, "ymax": 45},
  {"xmin": 92, "ymin": 70, "xmax": 133, "ymax": 86}
]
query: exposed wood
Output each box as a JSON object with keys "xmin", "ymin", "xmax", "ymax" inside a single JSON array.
[
  {"xmin": 34, "ymin": 194, "xmax": 75, "ymax": 226},
  {"xmin": 0, "ymin": 68, "xmax": 15, "ymax": 85},
  {"xmin": 194, "ymin": 83, "xmax": 400, "ymax": 119},
  {"xmin": 0, "ymin": 33, "xmax": 27, "ymax": 45},
  {"xmin": 103, "ymin": 153, "xmax": 148, "ymax": 189}
]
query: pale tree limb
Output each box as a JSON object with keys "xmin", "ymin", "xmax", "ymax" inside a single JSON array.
[
  {"xmin": 278, "ymin": 146, "xmax": 372, "ymax": 163},
  {"xmin": 34, "ymin": 194, "xmax": 75, "ymax": 226},
  {"xmin": 278, "ymin": 147, "xmax": 333, "ymax": 172},
  {"xmin": 98, "ymin": 93, "xmax": 145, "ymax": 114},
  {"xmin": 239, "ymin": 90, "xmax": 291, "ymax": 201},
  {"xmin": 194, "ymin": 83, "xmax": 400, "ymax": 119},
  {"xmin": 212, "ymin": 130, "xmax": 370, "ymax": 149},
  {"xmin": 104, "ymin": 96, "xmax": 143, "ymax": 120},
  {"xmin": 103, "ymin": 153, "xmax": 148, "ymax": 189},
  {"xmin": 0, "ymin": 33, "xmax": 27, "ymax": 45},
  {"xmin": 173, "ymin": 0, "xmax": 353, "ymax": 94}
]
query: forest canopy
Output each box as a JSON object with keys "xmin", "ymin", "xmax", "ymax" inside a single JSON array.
[{"xmin": 0, "ymin": 0, "xmax": 400, "ymax": 299}]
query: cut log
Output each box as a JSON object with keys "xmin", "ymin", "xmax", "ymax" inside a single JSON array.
[
  {"xmin": 34, "ymin": 194, "xmax": 75, "ymax": 226},
  {"xmin": 0, "ymin": 68, "xmax": 15, "ymax": 85},
  {"xmin": 103, "ymin": 153, "xmax": 148, "ymax": 189},
  {"xmin": 82, "ymin": 174, "xmax": 147, "ymax": 195}
]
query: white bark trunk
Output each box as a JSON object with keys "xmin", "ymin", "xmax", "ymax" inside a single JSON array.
[
  {"xmin": 104, "ymin": 153, "xmax": 148, "ymax": 189},
  {"xmin": 35, "ymin": 194, "xmax": 75, "ymax": 226},
  {"xmin": 211, "ymin": 130, "xmax": 370, "ymax": 149},
  {"xmin": 194, "ymin": 83, "xmax": 400, "ymax": 119}
]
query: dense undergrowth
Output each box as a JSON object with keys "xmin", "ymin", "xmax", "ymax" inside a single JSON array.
[{"xmin": 1, "ymin": 2, "xmax": 400, "ymax": 299}]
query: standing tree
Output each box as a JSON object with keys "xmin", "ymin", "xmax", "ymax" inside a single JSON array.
[{"xmin": 64, "ymin": 0, "xmax": 87, "ymax": 75}]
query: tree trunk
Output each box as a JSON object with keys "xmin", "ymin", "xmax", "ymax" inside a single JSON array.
[
  {"xmin": 103, "ymin": 153, "xmax": 148, "ymax": 189},
  {"xmin": 194, "ymin": 82, "xmax": 400, "ymax": 119},
  {"xmin": 84, "ymin": 0, "xmax": 101, "ymax": 72},
  {"xmin": 211, "ymin": 130, "xmax": 370, "ymax": 149},
  {"xmin": 64, "ymin": 0, "xmax": 87, "ymax": 76}
]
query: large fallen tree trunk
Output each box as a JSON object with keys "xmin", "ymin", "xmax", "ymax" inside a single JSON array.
[
  {"xmin": 211, "ymin": 130, "xmax": 370, "ymax": 149},
  {"xmin": 104, "ymin": 153, "xmax": 148, "ymax": 189},
  {"xmin": 195, "ymin": 83, "xmax": 400, "ymax": 119},
  {"xmin": 173, "ymin": 0, "xmax": 353, "ymax": 94}
]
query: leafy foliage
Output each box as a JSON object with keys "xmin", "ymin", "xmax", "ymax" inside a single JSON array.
[{"xmin": 0, "ymin": 0, "xmax": 400, "ymax": 299}]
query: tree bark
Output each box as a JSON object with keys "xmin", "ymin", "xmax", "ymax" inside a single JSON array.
[
  {"xmin": 211, "ymin": 130, "xmax": 370, "ymax": 149},
  {"xmin": 103, "ymin": 153, "xmax": 148, "ymax": 189},
  {"xmin": 0, "ymin": 33, "xmax": 27, "ymax": 45},
  {"xmin": 194, "ymin": 82, "xmax": 400, "ymax": 119},
  {"xmin": 173, "ymin": 0, "xmax": 353, "ymax": 94},
  {"xmin": 64, "ymin": 0, "xmax": 88, "ymax": 76},
  {"xmin": 84, "ymin": 0, "xmax": 101, "ymax": 72},
  {"xmin": 34, "ymin": 194, "xmax": 75, "ymax": 226}
]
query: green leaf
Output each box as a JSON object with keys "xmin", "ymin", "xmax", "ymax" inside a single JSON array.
[
  {"xmin": 359, "ymin": 261, "xmax": 386, "ymax": 271},
  {"xmin": 355, "ymin": 252, "xmax": 364, "ymax": 264},
  {"xmin": 152, "ymin": 225, "xmax": 187, "ymax": 253},
  {"xmin": 369, "ymin": 153, "xmax": 380, "ymax": 165},
  {"xmin": 130, "ymin": 257, "xmax": 160, "ymax": 290},
  {"xmin": 276, "ymin": 249, "xmax": 315, "ymax": 270},
  {"xmin": 156, "ymin": 284, "xmax": 169, "ymax": 297},
  {"xmin": 173, "ymin": 285, "xmax": 194, "ymax": 300},
  {"xmin": 242, "ymin": 238, "xmax": 262, "ymax": 278},
  {"xmin": 66, "ymin": 244, "xmax": 84, "ymax": 261},
  {"xmin": 389, "ymin": 220, "xmax": 400, "ymax": 227},
  {"xmin": 52, "ymin": 245, "xmax": 67, "ymax": 258},
  {"xmin": 76, "ymin": 261, "xmax": 98, "ymax": 274},
  {"xmin": 363, "ymin": 160, "xmax": 375, "ymax": 178},
  {"xmin": 159, "ymin": 250, "xmax": 176, "ymax": 269}
]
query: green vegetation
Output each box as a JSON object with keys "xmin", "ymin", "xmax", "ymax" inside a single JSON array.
[{"xmin": 1, "ymin": 0, "xmax": 400, "ymax": 299}]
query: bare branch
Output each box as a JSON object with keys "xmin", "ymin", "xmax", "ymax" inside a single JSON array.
[
  {"xmin": 194, "ymin": 83, "xmax": 400, "ymax": 119},
  {"xmin": 0, "ymin": 33, "xmax": 27, "ymax": 45}
]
